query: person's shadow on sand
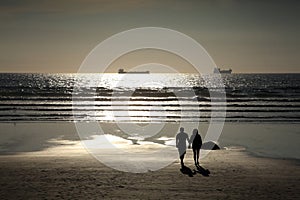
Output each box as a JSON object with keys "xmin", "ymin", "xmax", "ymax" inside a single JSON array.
[
  {"xmin": 180, "ymin": 165, "xmax": 196, "ymax": 177},
  {"xmin": 180, "ymin": 164, "xmax": 210, "ymax": 177},
  {"xmin": 194, "ymin": 164, "xmax": 210, "ymax": 177}
]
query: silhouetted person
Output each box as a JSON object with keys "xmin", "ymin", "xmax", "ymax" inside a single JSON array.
[
  {"xmin": 176, "ymin": 127, "xmax": 190, "ymax": 168},
  {"xmin": 189, "ymin": 129, "xmax": 202, "ymax": 166}
]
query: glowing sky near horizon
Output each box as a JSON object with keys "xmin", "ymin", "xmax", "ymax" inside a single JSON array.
[{"xmin": 0, "ymin": 0, "xmax": 299, "ymax": 73}]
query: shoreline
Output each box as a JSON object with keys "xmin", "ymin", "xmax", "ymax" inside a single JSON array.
[{"xmin": 0, "ymin": 121, "xmax": 299, "ymax": 160}]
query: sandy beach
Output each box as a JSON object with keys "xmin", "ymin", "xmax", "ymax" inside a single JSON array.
[
  {"xmin": 0, "ymin": 148, "xmax": 299, "ymax": 200},
  {"xmin": 0, "ymin": 122, "xmax": 299, "ymax": 199}
]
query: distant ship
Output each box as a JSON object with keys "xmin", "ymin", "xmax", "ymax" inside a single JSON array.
[
  {"xmin": 118, "ymin": 69, "xmax": 150, "ymax": 74},
  {"xmin": 213, "ymin": 68, "xmax": 232, "ymax": 74}
]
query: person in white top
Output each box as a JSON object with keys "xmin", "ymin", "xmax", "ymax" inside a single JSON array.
[{"xmin": 176, "ymin": 127, "xmax": 190, "ymax": 168}]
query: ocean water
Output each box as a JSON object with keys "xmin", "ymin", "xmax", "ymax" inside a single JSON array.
[{"xmin": 0, "ymin": 73, "xmax": 299, "ymax": 123}]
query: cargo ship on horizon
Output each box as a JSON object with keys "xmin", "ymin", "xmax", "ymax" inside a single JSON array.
[
  {"xmin": 213, "ymin": 68, "xmax": 232, "ymax": 74},
  {"xmin": 118, "ymin": 69, "xmax": 150, "ymax": 74}
]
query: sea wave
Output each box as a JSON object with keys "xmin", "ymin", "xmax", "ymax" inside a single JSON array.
[{"xmin": 0, "ymin": 73, "xmax": 299, "ymax": 123}]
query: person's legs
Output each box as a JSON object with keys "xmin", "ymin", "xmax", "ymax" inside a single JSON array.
[
  {"xmin": 179, "ymin": 149, "xmax": 186, "ymax": 167},
  {"xmin": 180, "ymin": 154, "xmax": 184, "ymax": 166},
  {"xmin": 196, "ymin": 148, "xmax": 200, "ymax": 165},
  {"xmin": 192, "ymin": 149, "xmax": 197, "ymax": 165}
]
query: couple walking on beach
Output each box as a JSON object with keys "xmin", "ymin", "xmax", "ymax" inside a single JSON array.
[{"xmin": 176, "ymin": 127, "xmax": 202, "ymax": 168}]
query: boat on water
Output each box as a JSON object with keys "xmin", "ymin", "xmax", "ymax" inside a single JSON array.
[
  {"xmin": 118, "ymin": 69, "xmax": 150, "ymax": 74},
  {"xmin": 213, "ymin": 68, "xmax": 232, "ymax": 74}
]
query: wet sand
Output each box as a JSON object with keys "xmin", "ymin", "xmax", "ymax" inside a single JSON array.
[{"xmin": 0, "ymin": 149, "xmax": 299, "ymax": 200}]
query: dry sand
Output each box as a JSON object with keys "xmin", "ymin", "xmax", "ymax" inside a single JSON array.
[{"xmin": 0, "ymin": 149, "xmax": 299, "ymax": 200}]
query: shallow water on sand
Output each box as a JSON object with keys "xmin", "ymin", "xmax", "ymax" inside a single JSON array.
[{"xmin": 0, "ymin": 122, "xmax": 299, "ymax": 160}]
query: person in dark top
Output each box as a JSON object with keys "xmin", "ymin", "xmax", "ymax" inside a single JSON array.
[
  {"xmin": 176, "ymin": 127, "xmax": 190, "ymax": 168},
  {"xmin": 189, "ymin": 129, "xmax": 202, "ymax": 166}
]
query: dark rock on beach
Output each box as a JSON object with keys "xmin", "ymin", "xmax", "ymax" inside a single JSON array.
[{"xmin": 202, "ymin": 141, "xmax": 220, "ymax": 150}]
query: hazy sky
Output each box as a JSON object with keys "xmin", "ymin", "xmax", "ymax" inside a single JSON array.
[{"xmin": 0, "ymin": 0, "xmax": 299, "ymax": 73}]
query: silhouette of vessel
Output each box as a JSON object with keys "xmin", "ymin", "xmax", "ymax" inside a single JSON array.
[
  {"xmin": 213, "ymin": 68, "xmax": 232, "ymax": 74},
  {"xmin": 118, "ymin": 69, "xmax": 150, "ymax": 74}
]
